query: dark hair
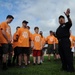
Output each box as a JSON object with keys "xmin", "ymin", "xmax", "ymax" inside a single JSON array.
[
  {"xmin": 40, "ymin": 31, "xmax": 42, "ymax": 34},
  {"xmin": 50, "ymin": 30, "xmax": 53, "ymax": 33},
  {"xmin": 34, "ymin": 27, "xmax": 39, "ymax": 30},
  {"xmin": 53, "ymin": 32, "xmax": 56, "ymax": 37},
  {"xmin": 27, "ymin": 26, "xmax": 30, "ymax": 29},
  {"xmin": 22, "ymin": 20, "xmax": 28, "ymax": 24},
  {"xmin": 59, "ymin": 15, "xmax": 65, "ymax": 19},
  {"xmin": 16, "ymin": 26, "xmax": 20, "ymax": 30},
  {"xmin": 6, "ymin": 15, "xmax": 14, "ymax": 19},
  {"xmin": 39, "ymin": 31, "xmax": 43, "ymax": 37}
]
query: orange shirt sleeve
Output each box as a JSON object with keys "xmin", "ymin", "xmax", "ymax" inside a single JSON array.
[{"xmin": 0, "ymin": 22, "xmax": 6, "ymax": 31}]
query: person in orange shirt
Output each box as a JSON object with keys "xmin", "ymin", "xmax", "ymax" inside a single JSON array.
[
  {"xmin": 32, "ymin": 27, "xmax": 42, "ymax": 65},
  {"xmin": 69, "ymin": 30, "xmax": 75, "ymax": 52},
  {"xmin": 46, "ymin": 31, "xmax": 55, "ymax": 61},
  {"xmin": 39, "ymin": 31, "xmax": 46, "ymax": 63},
  {"xmin": 16, "ymin": 20, "xmax": 31, "ymax": 67},
  {"xmin": 0, "ymin": 25, "xmax": 2, "ymax": 65},
  {"xmin": 26, "ymin": 26, "xmax": 32, "ymax": 64},
  {"xmin": 53, "ymin": 32, "xmax": 60, "ymax": 60},
  {"xmin": 12, "ymin": 26, "xmax": 20, "ymax": 66},
  {"xmin": 0, "ymin": 15, "xmax": 14, "ymax": 70}
]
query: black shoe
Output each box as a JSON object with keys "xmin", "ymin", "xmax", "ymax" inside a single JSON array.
[
  {"xmin": 33, "ymin": 63, "xmax": 36, "ymax": 65},
  {"xmin": 2, "ymin": 63, "xmax": 8, "ymax": 70},
  {"xmin": 60, "ymin": 68, "xmax": 67, "ymax": 71},
  {"xmin": 2, "ymin": 66, "xmax": 8, "ymax": 71},
  {"xmin": 67, "ymin": 69, "xmax": 75, "ymax": 73},
  {"xmin": 38, "ymin": 63, "xmax": 42, "ymax": 65}
]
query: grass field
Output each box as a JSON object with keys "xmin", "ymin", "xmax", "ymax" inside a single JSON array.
[{"xmin": 0, "ymin": 56, "xmax": 75, "ymax": 75}]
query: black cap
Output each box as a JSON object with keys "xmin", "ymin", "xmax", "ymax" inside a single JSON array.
[
  {"xmin": 22, "ymin": 20, "xmax": 28, "ymax": 24},
  {"xmin": 59, "ymin": 15, "xmax": 65, "ymax": 19}
]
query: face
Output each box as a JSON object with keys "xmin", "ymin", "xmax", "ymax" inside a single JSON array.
[
  {"xmin": 50, "ymin": 32, "xmax": 53, "ymax": 35},
  {"xmin": 59, "ymin": 18, "xmax": 65, "ymax": 25},
  {"xmin": 7, "ymin": 18, "xmax": 13, "ymax": 23},
  {"xmin": 22, "ymin": 23, "xmax": 27, "ymax": 28},
  {"xmin": 35, "ymin": 29, "xmax": 39, "ymax": 33}
]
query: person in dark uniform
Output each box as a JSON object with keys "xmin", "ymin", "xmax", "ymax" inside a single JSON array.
[{"xmin": 56, "ymin": 8, "xmax": 74, "ymax": 72}]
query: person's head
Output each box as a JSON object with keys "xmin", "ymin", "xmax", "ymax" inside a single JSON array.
[
  {"xmin": 39, "ymin": 31, "xmax": 43, "ymax": 37},
  {"xmin": 50, "ymin": 31, "xmax": 53, "ymax": 36},
  {"xmin": 22, "ymin": 20, "xmax": 28, "ymax": 28},
  {"xmin": 16, "ymin": 26, "xmax": 20, "ymax": 31},
  {"xmin": 53, "ymin": 32, "xmax": 56, "ymax": 37},
  {"xmin": 6, "ymin": 15, "xmax": 14, "ymax": 23},
  {"xmin": 27, "ymin": 26, "xmax": 30, "ymax": 30},
  {"xmin": 59, "ymin": 15, "xmax": 65, "ymax": 25},
  {"xmin": 34, "ymin": 27, "xmax": 39, "ymax": 33}
]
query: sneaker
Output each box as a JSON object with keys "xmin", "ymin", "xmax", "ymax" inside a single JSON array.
[
  {"xmin": 38, "ymin": 63, "xmax": 42, "ymax": 65},
  {"xmin": 2, "ymin": 66, "xmax": 8, "ymax": 71},
  {"xmin": 33, "ymin": 63, "xmax": 36, "ymax": 65}
]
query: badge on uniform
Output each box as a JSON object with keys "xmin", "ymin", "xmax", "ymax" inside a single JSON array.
[{"xmin": 62, "ymin": 25, "xmax": 65, "ymax": 28}]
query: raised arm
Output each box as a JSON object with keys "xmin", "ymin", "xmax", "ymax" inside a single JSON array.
[{"xmin": 64, "ymin": 8, "xmax": 72, "ymax": 28}]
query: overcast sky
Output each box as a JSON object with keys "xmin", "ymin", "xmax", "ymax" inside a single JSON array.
[{"xmin": 0, "ymin": 0, "xmax": 75, "ymax": 37}]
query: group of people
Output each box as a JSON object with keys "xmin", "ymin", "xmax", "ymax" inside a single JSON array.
[
  {"xmin": 0, "ymin": 15, "xmax": 60, "ymax": 70},
  {"xmin": 0, "ymin": 8, "xmax": 75, "ymax": 73}
]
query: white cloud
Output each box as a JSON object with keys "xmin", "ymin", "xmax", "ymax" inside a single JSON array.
[
  {"xmin": 0, "ymin": 1, "xmax": 13, "ymax": 10},
  {"xmin": 0, "ymin": 0, "xmax": 75, "ymax": 36}
]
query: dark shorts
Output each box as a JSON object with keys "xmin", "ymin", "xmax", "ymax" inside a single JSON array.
[
  {"xmin": 8, "ymin": 44, "xmax": 13, "ymax": 53},
  {"xmin": 41, "ymin": 48, "xmax": 46, "ymax": 56},
  {"xmin": 33, "ymin": 50, "xmax": 42, "ymax": 57},
  {"xmin": 0, "ymin": 46, "xmax": 2, "ymax": 55},
  {"xmin": 54, "ymin": 44, "xmax": 59, "ymax": 54},
  {"xmin": 17, "ymin": 47, "xmax": 30, "ymax": 55},
  {"xmin": 47, "ymin": 44, "xmax": 54, "ymax": 54},
  {"xmin": 1, "ymin": 43, "xmax": 13, "ymax": 54},
  {"xmin": 14, "ymin": 47, "xmax": 20, "ymax": 56},
  {"xmin": 28, "ymin": 47, "xmax": 32, "ymax": 55}
]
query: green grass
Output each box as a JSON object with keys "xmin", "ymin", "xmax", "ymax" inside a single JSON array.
[{"xmin": 0, "ymin": 56, "xmax": 75, "ymax": 75}]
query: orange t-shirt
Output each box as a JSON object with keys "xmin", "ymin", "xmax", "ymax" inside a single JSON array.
[
  {"xmin": 32, "ymin": 33, "xmax": 42, "ymax": 50},
  {"xmin": 16, "ymin": 27, "xmax": 31, "ymax": 47},
  {"xmin": 41, "ymin": 36, "xmax": 46, "ymax": 47},
  {"xmin": 0, "ymin": 22, "xmax": 11, "ymax": 44},
  {"xmin": 70, "ymin": 35, "xmax": 75, "ymax": 48},
  {"xmin": 29, "ymin": 32, "xmax": 33, "ymax": 47},
  {"xmin": 13, "ymin": 32, "xmax": 20, "ymax": 48},
  {"xmin": 0, "ymin": 25, "xmax": 2, "ymax": 46},
  {"xmin": 46, "ymin": 35, "xmax": 55, "ymax": 44},
  {"xmin": 55, "ymin": 37, "xmax": 58, "ymax": 44}
]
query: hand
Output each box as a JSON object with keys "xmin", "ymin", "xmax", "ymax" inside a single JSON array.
[
  {"xmin": 41, "ymin": 46, "xmax": 43, "ymax": 50},
  {"xmin": 64, "ymin": 8, "xmax": 70, "ymax": 16},
  {"xmin": 7, "ymin": 39, "xmax": 12, "ymax": 43},
  {"xmin": 33, "ymin": 46, "xmax": 35, "ymax": 50}
]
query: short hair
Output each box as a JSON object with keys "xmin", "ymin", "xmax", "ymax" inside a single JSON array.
[
  {"xmin": 6, "ymin": 15, "xmax": 14, "ymax": 19},
  {"xmin": 50, "ymin": 30, "xmax": 53, "ymax": 33},
  {"xmin": 59, "ymin": 15, "xmax": 65, "ymax": 19},
  {"xmin": 27, "ymin": 26, "xmax": 30, "ymax": 29},
  {"xmin": 22, "ymin": 20, "xmax": 28, "ymax": 24},
  {"xmin": 34, "ymin": 27, "xmax": 39, "ymax": 30},
  {"xmin": 16, "ymin": 26, "xmax": 20, "ymax": 30},
  {"xmin": 40, "ymin": 31, "xmax": 43, "ymax": 34}
]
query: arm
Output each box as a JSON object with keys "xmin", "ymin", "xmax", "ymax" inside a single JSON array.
[
  {"xmin": 64, "ymin": 8, "xmax": 72, "ymax": 28},
  {"xmin": 1, "ymin": 29, "xmax": 9, "ymax": 42}
]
